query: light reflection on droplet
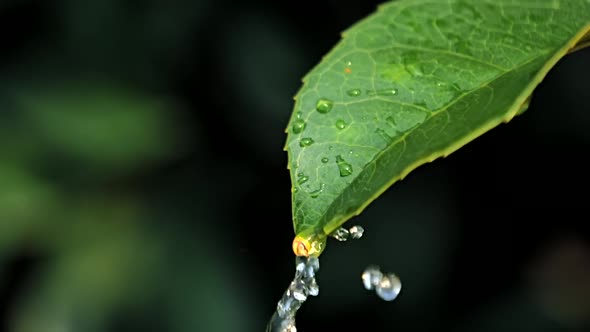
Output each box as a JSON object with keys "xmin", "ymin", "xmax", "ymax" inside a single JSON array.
[
  {"xmin": 332, "ymin": 227, "xmax": 350, "ymax": 241},
  {"xmin": 375, "ymin": 273, "xmax": 402, "ymax": 301},
  {"xmin": 362, "ymin": 266, "xmax": 383, "ymax": 291},
  {"xmin": 349, "ymin": 225, "xmax": 364, "ymax": 239},
  {"xmin": 361, "ymin": 266, "xmax": 402, "ymax": 301}
]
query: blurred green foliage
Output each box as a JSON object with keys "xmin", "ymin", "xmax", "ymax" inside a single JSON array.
[{"xmin": 1, "ymin": 1, "xmax": 590, "ymax": 332}]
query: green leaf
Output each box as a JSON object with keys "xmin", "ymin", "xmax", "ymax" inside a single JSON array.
[{"xmin": 285, "ymin": 0, "xmax": 590, "ymax": 256}]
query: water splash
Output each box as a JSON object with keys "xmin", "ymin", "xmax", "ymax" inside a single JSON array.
[
  {"xmin": 268, "ymin": 227, "xmax": 400, "ymax": 331},
  {"xmin": 267, "ymin": 257, "xmax": 321, "ymax": 332}
]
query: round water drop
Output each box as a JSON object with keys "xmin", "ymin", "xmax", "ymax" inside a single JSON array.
[
  {"xmin": 335, "ymin": 119, "xmax": 347, "ymax": 130},
  {"xmin": 299, "ymin": 137, "xmax": 314, "ymax": 147},
  {"xmin": 362, "ymin": 266, "xmax": 383, "ymax": 290},
  {"xmin": 346, "ymin": 89, "xmax": 361, "ymax": 97},
  {"xmin": 292, "ymin": 119, "xmax": 306, "ymax": 134},
  {"xmin": 375, "ymin": 273, "xmax": 402, "ymax": 301},
  {"xmin": 315, "ymin": 99, "xmax": 334, "ymax": 114},
  {"xmin": 321, "ymin": 157, "xmax": 329, "ymax": 163},
  {"xmin": 346, "ymin": 60, "xmax": 352, "ymax": 66}
]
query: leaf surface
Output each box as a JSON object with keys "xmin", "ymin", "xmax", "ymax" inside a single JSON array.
[{"xmin": 285, "ymin": 0, "xmax": 590, "ymax": 253}]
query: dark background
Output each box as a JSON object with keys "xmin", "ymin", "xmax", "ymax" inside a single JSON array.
[{"xmin": 1, "ymin": 0, "xmax": 589, "ymax": 331}]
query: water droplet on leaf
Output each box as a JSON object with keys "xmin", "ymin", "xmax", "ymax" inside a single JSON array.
[
  {"xmin": 309, "ymin": 183, "xmax": 325, "ymax": 198},
  {"xmin": 368, "ymin": 88, "xmax": 398, "ymax": 96},
  {"xmin": 335, "ymin": 119, "xmax": 347, "ymax": 129},
  {"xmin": 297, "ymin": 173, "xmax": 309, "ymax": 185},
  {"xmin": 300, "ymin": 137, "xmax": 314, "ymax": 147},
  {"xmin": 336, "ymin": 155, "xmax": 353, "ymax": 177},
  {"xmin": 316, "ymin": 99, "xmax": 334, "ymax": 114},
  {"xmin": 347, "ymin": 89, "xmax": 361, "ymax": 97},
  {"xmin": 292, "ymin": 119, "xmax": 306, "ymax": 134},
  {"xmin": 321, "ymin": 157, "xmax": 329, "ymax": 163}
]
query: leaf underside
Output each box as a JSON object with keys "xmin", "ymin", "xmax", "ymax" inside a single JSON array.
[{"xmin": 285, "ymin": 0, "xmax": 590, "ymax": 245}]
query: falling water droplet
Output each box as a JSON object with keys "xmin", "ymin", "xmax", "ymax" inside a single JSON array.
[
  {"xmin": 299, "ymin": 137, "xmax": 314, "ymax": 147},
  {"xmin": 335, "ymin": 155, "xmax": 353, "ymax": 177},
  {"xmin": 291, "ymin": 280, "xmax": 307, "ymax": 301},
  {"xmin": 307, "ymin": 257, "xmax": 320, "ymax": 275},
  {"xmin": 361, "ymin": 266, "xmax": 402, "ymax": 301},
  {"xmin": 316, "ymin": 99, "xmax": 334, "ymax": 114},
  {"xmin": 375, "ymin": 274, "xmax": 402, "ymax": 301},
  {"xmin": 321, "ymin": 157, "xmax": 329, "ymax": 163},
  {"xmin": 335, "ymin": 119, "xmax": 347, "ymax": 129},
  {"xmin": 308, "ymin": 279, "xmax": 319, "ymax": 296},
  {"xmin": 349, "ymin": 225, "xmax": 364, "ymax": 239},
  {"xmin": 332, "ymin": 227, "xmax": 350, "ymax": 241},
  {"xmin": 346, "ymin": 89, "xmax": 361, "ymax": 97},
  {"xmin": 268, "ymin": 256, "xmax": 321, "ymax": 332},
  {"xmin": 292, "ymin": 119, "xmax": 306, "ymax": 134},
  {"xmin": 362, "ymin": 266, "xmax": 383, "ymax": 291}
]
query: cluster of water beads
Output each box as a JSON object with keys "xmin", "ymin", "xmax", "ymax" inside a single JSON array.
[
  {"xmin": 330, "ymin": 225, "xmax": 364, "ymax": 241},
  {"xmin": 267, "ymin": 256, "xmax": 320, "ymax": 332},
  {"xmin": 331, "ymin": 226, "xmax": 401, "ymax": 301},
  {"xmin": 361, "ymin": 266, "xmax": 402, "ymax": 301}
]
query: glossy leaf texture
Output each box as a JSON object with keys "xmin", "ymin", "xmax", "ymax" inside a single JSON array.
[{"xmin": 285, "ymin": 0, "xmax": 590, "ymax": 249}]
